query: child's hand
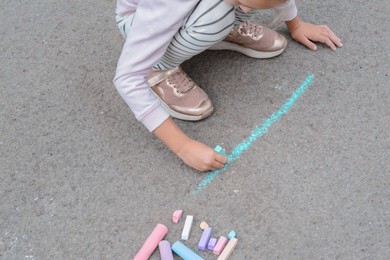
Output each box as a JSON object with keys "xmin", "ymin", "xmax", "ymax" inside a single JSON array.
[
  {"xmin": 286, "ymin": 17, "xmax": 342, "ymax": 51},
  {"xmin": 153, "ymin": 118, "xmax": 227, "ymax": 172},
  {"xmin": 176, "ymin": 139, "xmax": 227, "ymax": 172}
]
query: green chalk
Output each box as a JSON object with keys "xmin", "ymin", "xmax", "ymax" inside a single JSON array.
[{"xmin": 214, "ymin": 145, "xmax": 227, "ymax": 157}]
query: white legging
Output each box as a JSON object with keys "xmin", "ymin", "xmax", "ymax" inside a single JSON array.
[{"xmin": 116, "ymin": 0, "xmax": 255, "ymax": 70}]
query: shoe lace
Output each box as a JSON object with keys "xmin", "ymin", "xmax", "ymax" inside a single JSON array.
[
  {"xmin": 168, "ymin": 68, "xmax": 195, "ymax": 93},
  {"xmin": 238, "ymin": 21, "xmax": 264, "ymax": 39}
]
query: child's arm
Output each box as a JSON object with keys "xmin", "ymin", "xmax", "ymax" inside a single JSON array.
[
  {"xmin": 285, "ymin": 16, "xmax": 342, "ymax": 51},
  {"xmin": 114, "ymin": 1, "xmax": 227, "ymax": 171},
  {"xmin": 153, "ymin": 118, "xmax": 227, "ymax": 172}
]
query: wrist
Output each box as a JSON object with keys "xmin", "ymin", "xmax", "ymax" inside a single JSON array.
[
  {"xmin": 153, "ymin": 118, "xmax": 191, "ymax": 155},
  {"xmin": 285, "ymin": 16, "xmax": 302, "ymax": 33}
]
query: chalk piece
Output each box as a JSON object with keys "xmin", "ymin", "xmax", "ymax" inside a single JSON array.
[
  {"xmin": 172, "ymin": 241, "xmax": 204, "ymax": 260},
  {"xmin": 159, "ymin": 240, "xmax": 174, "ymax": 260},
  {"xmin": 173, "ymin": 210, "xmax": 183, "ymax": 224},
  {"xmin": 181, "ymin": 215, "xmax": 193, "ymax": 240},
  {"xmin": 200, "ymin": 221, "xmax": 209, "ymax": 230},
  {"xmin": 198, "ymin": 227, "xmax": 212, "ymax": 251},
  {"xmin": 217, "ymin": 237, "xmax": 238, "ymax": 260},
  {"xmin": 214, "ymin": 145, "xmax": 227, "ymax": 157},
  {"xmin": 208, "ymin": 238, "xmax": 217, "ymax": 250},
  {"xmin": 213, "ymin": 236, "xmax": 228, "ymax": 255},
  {"xmin": 227, "ymin": 230, "xmax": 236, "ymax": 239},
  {"xmin": 134, "ymin": 224, "xmax": 168, "ymax": 260}
]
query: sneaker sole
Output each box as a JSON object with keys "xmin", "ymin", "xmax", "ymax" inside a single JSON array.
[
  {"xmin": 209, "ymin": 40, "xmax": 287, "ymax": 59},
  {"xmin": 153, "ymin": 92, "xmax": 214, "ymax": 121}
]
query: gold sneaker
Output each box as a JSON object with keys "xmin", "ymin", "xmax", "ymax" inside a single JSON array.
[
  {"xmin": 148, "ymin": 67, "xmax": 213, "ymax": 121},
  {"xmin": 209, "ymin": 21, "xmax": 287, "ymax": 58}
]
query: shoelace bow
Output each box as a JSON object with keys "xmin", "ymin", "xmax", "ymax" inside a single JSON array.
[
  {"xmin": 169, "ymin": 69, "xmax": 195, "ymax": 93},
  {"xmin": 239, "ymin": 21, "xmax": 264, "ymax": 38}
]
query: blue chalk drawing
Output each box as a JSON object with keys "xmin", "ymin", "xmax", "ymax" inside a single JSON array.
[{"xmin": 195, "ymin": 74, "xmax": 314, "ymax": 193}]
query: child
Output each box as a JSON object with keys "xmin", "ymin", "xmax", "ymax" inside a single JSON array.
[{"xmin": 113, "ymin": 0, "xmax": 342, "ymax": 172}]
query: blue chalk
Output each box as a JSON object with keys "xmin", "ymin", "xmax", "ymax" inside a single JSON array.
[
  {"xmin": 198, "ymin": 227, "xmax": 212, "ymax": 251},
  {"xmin": 172, "ymin": 241, "xmax": 203, "ymax": 260},
  {"xmin": 227, "ymin": 230, "xmax": 236, "ymax": 239},
  {"xmin": 214, "ymin": 145, "xmax": 227, "ymax": 157}
]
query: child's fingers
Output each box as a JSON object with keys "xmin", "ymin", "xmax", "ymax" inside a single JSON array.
[
  {"xmin": 329, "ymin": 30, "xmax": 342, "ymax": 44},
  {"xmin": 328, "ymin": 36, "xmax": 342, "ymax": 48},
  {"xmin": 215, "ymin": 153, "xmax": 228, "ymax": 164},
  {"xmin": 320, "ymin": 27, "xmax": 342, "ymax": 48},
  {"xmin": 320, "ymin": 37, "xmax": 337, "ymax": 50},
  {"xmin": 211, "ymin": 159, "xmax": 225, "ymax": 170},
  {"xmin": 298, "ymin": 35, "xmax": 318, "ymax": 50},
  {"xmin": 327, "ymin": 32, "xmax": 343, "ymax": 47},
  {"xmin": 322, "ymin": 25, "xmax": 340, "ymax": 40}
]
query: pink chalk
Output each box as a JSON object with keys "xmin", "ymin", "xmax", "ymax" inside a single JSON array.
[
  {"xmin": 213, "ymin": 236, "xmax": 228, "ymax": 255},
  {"xmin": 133, "ymin": 224, "xmax": 168, "ymax": 260},
  {"xmin": 172, "ymin": 210, "xmax": 183, "ymax": 223}
]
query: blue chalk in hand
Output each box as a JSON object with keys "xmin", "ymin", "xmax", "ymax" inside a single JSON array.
[{"xmin": 214, "ymin": 145, "xmax": 227, "ymax": 157}]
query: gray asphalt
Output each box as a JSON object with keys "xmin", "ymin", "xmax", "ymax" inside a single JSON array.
[{"xmin": 1, "ymin": 0, "xmax": 389, "ymax": 259}]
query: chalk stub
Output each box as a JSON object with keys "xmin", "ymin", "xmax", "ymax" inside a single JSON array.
[
  {"xmin": 172, "ymin": 210, "xmax": 183, "ymax": 224},
  {"xmin": 213, "ymin": 236, "xmax": 228, "ymax": 255},
  {"xmin": 159, "ymin": 240, "xmax": 174, "ymax": 260},
  {"xmin": 208, "ymin": 237, "xmax": 217, "ymax": 251},
  {"xmin": 227, "ymin": 230, "xmax": 236, "ymax": 239},
  {"xmin": 217, "ymin": 237, "xmax": 238, "ymax": 260},
  {"xmin": 181, "ymin": 215, "xmax": 194, "ymax": 240},
  {"xmin": 214, "ymin": 145, "xmax": 227, "ymax": 157},
  {"xmin": 200, "ymin": 221, "xmax": 209, "ymax": 230}
]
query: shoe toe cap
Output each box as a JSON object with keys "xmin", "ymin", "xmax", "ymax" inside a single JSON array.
[
  {"xmin": 268, "ymin": 33, "xmax": 287, "ymax": 52},
  {"xmin": 172, "ymin": 98, "xmax": 213, "ymax": 116}
]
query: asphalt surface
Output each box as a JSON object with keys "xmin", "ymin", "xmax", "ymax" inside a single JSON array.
[{"xmin": 1, "ymin": 0, "xmax": 389, "ymax": 259}]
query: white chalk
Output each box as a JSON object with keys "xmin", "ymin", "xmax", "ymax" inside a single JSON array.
[{"xmin": 181, "ymin": 215, "xmax": 194, "ymax": 240}]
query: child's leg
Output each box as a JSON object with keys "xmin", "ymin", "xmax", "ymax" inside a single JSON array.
[
  {"xmin": 154, "ymin": 0, "xmax": 235, "ymax": 70},
  {"xmin": 115, "ymin": 13, "xmax": 135, "ymax": 39},
  {"xmin": 233, "ymin": 7, "xmax": 257, "ymax": 25},
  {"xmin": 148, "ymin": 0, "xmax": 236, "ymax": 121}
]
